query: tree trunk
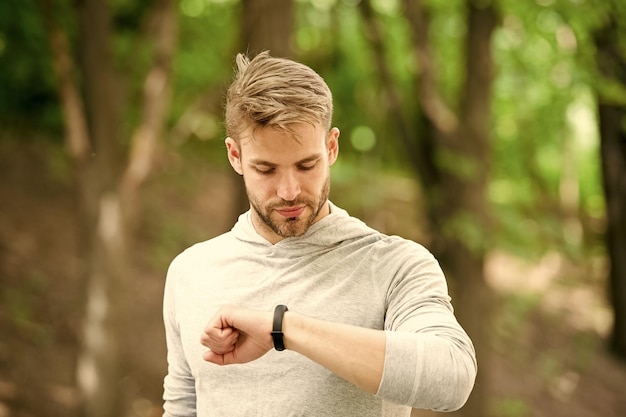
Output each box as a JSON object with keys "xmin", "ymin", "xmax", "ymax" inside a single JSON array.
[
  {"xmin": 241, "ymin": 0, "xmax": 294, "ymax": 58},
  {"xmin": 229, "ymin": 0, "xmax": 295, "ymax": 223},
  {"xmin": 120, "ymin": 0, "xmax": 178, "ymax": 228},
  {"xmin": 599, "ymin": 103, "xmax": 626, "ymax": 359},
  {"xmin": 436, "ymin": 3, "xmax": 497, "ymax": 416},
  {"xmin": 595, "ymin": 15, "xmax": 626, "ymax": 360},
  {"xmin": 42, "ymin": 0, "xmax": 177, "ymax": 416},
  {"xmin": 73, "ymin": 2, "xmax": 127, "ymax": 416},
  {"xmin": 360, "ymin": 1, "xmax": 498, "ymax": 415}
]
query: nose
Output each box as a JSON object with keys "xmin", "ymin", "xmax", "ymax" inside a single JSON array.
[{"xmin": 276, "ymin": 171, "xmax": 301, "ymax": 202}]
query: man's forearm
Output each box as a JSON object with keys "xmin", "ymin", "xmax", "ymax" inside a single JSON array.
[
  {"xmin": 282, "ymin": 311, "xmax": 386, "ymax": 394},
  {"xmin": 201, "ymin": 307, "xmax": 386, "ymax": 394}
]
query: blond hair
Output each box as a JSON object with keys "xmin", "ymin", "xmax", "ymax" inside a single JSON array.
[{"xmin": 225, "ymin": 51, "xmax": 333, "ymax": 142}]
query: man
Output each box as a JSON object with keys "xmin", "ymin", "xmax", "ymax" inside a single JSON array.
[{"xmin": 163, "ymin": 51, "xmax": 476, "ymax": 417}]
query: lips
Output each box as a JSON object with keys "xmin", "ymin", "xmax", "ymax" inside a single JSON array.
[{"xmin": 276, "ymin": 206, "xmax": 305, "ymax": 218}]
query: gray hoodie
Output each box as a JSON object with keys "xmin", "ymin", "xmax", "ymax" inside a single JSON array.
[{"xmin": 163, "ymin": 203, "xmax": 476, "ymax": 417}]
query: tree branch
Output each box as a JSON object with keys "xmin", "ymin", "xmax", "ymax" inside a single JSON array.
[
  {"xmin": 404, "ymin": 0, "xmax": 459, "ymax": 135},
  {"xmin": 122, "ymin": 0, "xmax": 178, "ymax": 193},
  {"xmin": 39, "ymin": 0, "xmax": 91, "ymax": 164}
]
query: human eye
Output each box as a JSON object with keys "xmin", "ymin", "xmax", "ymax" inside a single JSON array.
[
  {"xmin": 298, "ymin": 161, "xmax": 317, "ymax": 171},
  {"xmin": 254, "ymin": 165, "xmax": 274, "ymax": 175}
]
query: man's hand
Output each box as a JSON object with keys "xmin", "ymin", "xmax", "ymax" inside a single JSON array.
[{"xmin": 200, "ymin": 306, "xmax": 274, "ymax": 365}]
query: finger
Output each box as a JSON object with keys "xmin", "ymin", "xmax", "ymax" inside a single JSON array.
[
  {"xmin": 206, "ymin": 337, "xmax": 238, "ymax": 355},
  {"xmin": 203, "ymin": 350, "xmax": 225, "ymax": 365},
  {"xmin": 203, "ymin": 349, "xmax": 236, "ymax": 366},
  {"xmin": 203, "ymin": 306, "xmax": 235, "ymax": 333},
  {"xmin": 201, "ymin": 326, "xmax": 238, "ymax": 347},
  {"xmin": 209, "ymin": 333, "xmax": 240, "ymax": 353}
]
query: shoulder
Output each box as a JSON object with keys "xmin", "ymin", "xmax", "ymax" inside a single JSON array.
[
  {"xmin": 331, "ymin": 209, "xmax": 437, "ymax": 266},
  {"xmin": 369, "ymin": 234, "xmax": 443, "ymax": 278},
  {"xmin": 329, "ymin": 204, "xmax": 432, "ymax": 258},
  {"xmin": 167, "ymin": 231, "xmax": 236, "ymax": 274},
  {"xmin": 376, "ymin": 234, "xmax": 431, "ymax": 252},
  {"xmin": 373, "ymin": 233, "xmax": 435, "ymax": 260}
]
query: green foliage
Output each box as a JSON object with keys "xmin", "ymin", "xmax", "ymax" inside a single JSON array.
[
  {"xmin": 488, "ymin": 0, "xmax": 609, "ymax": 258},
  {"xmin": 175, "ymin": 0, "xmax": 239, "ymax": 96},
  {"xmin": 0, "ymin": 0, "xmax": 62, "ymax": 134},
  {"xmin": 425, "ymin": 0, "xmax": 465, "ymax": 104},
  {"xmin": 0, "ymin": 0, "xmax": 621, "ymax": 262},
  {"xmin": 169, "ymin": 0, "xmax": 240, "ymax": 142}
]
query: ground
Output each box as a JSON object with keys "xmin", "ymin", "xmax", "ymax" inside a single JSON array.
[{"xmin": 0, "ymin": 140, "xmax": 625, "ymax": 417}]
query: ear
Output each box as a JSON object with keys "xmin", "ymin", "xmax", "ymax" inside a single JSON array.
[
  {"xmin": 225, "ymin": 137, "xmax": 243, "ymax": 175},
  {"xmin": 327, "ymin": 127, "xmax": 340, "ymax": 166}
]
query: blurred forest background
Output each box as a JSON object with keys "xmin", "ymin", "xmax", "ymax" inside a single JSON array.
[{"xmin": 1, "ymin": 0, "xmax": 625, "ymax": 416}]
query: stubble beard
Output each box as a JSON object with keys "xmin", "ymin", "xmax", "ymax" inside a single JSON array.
[{"xmin": 248, "ymin": 174, "xmax": 331, "ymax": 239}]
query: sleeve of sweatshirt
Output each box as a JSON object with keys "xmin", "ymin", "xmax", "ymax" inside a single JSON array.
[
  {"xmin": 163, "ymin": 256, "xmax": 198, "ymax": 417},
  {"xmin": 374, "ymin": 238, "xmax": 477, "ymax": 412}
]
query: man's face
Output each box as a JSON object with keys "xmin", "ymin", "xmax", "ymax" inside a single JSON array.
[{"xmin": 226, "ymin": 123, "xmax": 340, "ymax": 244}]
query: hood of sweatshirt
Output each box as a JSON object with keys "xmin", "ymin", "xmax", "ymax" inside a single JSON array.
[{"xmin": 230, "ymin": 201, "xmax": 379, "ymax": 255}]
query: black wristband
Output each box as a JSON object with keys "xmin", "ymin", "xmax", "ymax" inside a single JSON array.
[{"xmin": 271, "ymin": 304, "xmax": 289, "ymax": 351}]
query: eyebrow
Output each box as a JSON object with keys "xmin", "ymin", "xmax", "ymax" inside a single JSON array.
[{"xmin": 248, "ymin": 154, "xmax": 323, "ymax": 167}]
